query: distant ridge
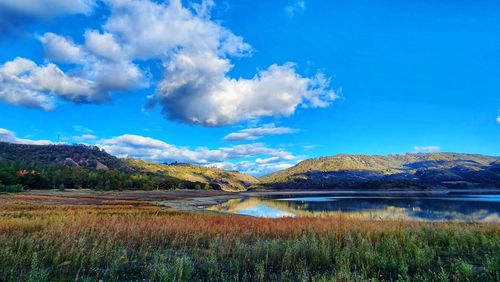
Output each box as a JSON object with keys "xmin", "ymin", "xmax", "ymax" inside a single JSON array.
[
  {"xmin": 260, "ymin": 153, "xmax": 500, "ymax": 189},
  {"xmin": 1, "ymin": 142, "xmax": 499, "ymax": 191}
]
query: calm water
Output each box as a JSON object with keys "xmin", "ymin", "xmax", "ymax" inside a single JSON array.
[{"xmin": 209, "ymin": 191, "xmax": 500, "ymax": 222}]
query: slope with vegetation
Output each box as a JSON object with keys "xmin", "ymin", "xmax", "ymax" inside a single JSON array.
[
  {"xmin": 0, "ymin": 142, "xmax": 125, "ymax": 171},
  {"xmin": 261, "ymin": 153, "xmax": 500, "ymax": 189},
  {"xmin": 124, "ymin": 158, "xmax": 258, "ymax": 191},
  {"xmin": 1, "ymin": 142, "xmax": 499, "ymax": 191},
  {"xmin": 0, "ymin": 142, "xmax": 256, "ymax": 192}
]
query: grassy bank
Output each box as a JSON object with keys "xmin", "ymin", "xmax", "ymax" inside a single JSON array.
[{"xmin": 0, "ymin": 204, "xmax": 499, "ymax": 281}]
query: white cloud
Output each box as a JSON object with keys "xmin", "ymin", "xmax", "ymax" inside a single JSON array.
[
  {"xmin": 83, "ymin": 30, "xmax": 124, "ymax": 61},
  {"xmin": 99, "ymin": 134, "xmax": 295, "ymax": 163},
  {"xmin": 39, "ymin": 33, "xmax": 83, "ymax": 63},
  {"xmin": 0, "ymin": 0, "xmax": 95, "ymax": 18},
  {"xmin": 39, "ymin": 30, "xmax": 145, "ymax": 93},
  {"xmin": 496, "ymin": 116, "xmax": 500, "ymax": 124},
  {"xmin": 285, "ymin": 0, "xmax": 306, "ymax": 18},
  {"xmin": 255, "ymin": 156, "xmax": 281, "ymax": 164},
  {"xmin": 1, "ymin": 0, "xmax": 336, "ymax": 126},
  {"xmin": 101, "ymin": 0, "xmax": 335, "ymax": 126},
  {"xmin": 413, "ymin": 146, "xmax": 440, "ymax": 153},
  {"xmin": 152, "ymin": 60, "xmax": 337, "ymax": 126},
  {"xmin": 208, "ymin": 160, "xmax": 296, "ymax": 176},
  {"xmin": 0, "ymin": 126, "xmax": 297, "ymax": 175},
  {"xmin": 0, "ymin": 57, "xmax": 98, "ymax": 110},
  {"xmin": 0, "ymin": 128, "xmax": 52, "ymax": 145},
  {"xmin": 102, "ymin": 0, "xmax": 250, "ymax": 59},
  {"xmin": 82, "ymin": 58, "xmax": 144, "ymax": 92},
  {"xmin": 224, "ymin": 124, "xmax": 297, "ymax": 141},
  {"xmin": 0, "ymin": 30, "xmax": 144, "ymax": 110},
  {"xmin": 0, "ymin": 81, "xmax": 56, "ymax": 110},
  {"xmin": 97, "ymin": 133, "xmax": 298, "ymax": 174}
]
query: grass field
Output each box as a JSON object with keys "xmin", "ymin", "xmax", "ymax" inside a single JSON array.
[{"xmin": 0, "ymin": 193, "xmax": 499, "ymax": 281}]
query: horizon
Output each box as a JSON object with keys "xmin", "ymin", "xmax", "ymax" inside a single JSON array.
[{"xmin": 1, "ymin": 0, "xmax": 499, "ymax": 176}]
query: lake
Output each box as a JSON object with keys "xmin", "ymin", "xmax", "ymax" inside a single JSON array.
[{"xmin": 209, "ymin": 190, "xmax": 500, "ymax": 222}]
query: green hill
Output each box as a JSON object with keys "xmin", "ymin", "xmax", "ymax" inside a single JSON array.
[
  {"xmin": 0, "ymin": 142, "xmax": 257, "ymax": 191},
  {"xmin": 260, "ymin": 153, "xmax": 500, "ymax": 189}
]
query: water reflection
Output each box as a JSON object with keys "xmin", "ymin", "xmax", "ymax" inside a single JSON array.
[
  {"xmin": 235, "ymin": 204, "xmax": 296, "ymax": 218},
  {"xmin": 209, "ymin": 191, "xmax": 500, "ymax": 222}
]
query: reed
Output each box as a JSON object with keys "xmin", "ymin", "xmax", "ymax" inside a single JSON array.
[{"xmin": 0, "ymin": 204, "xmax": 498, "ymax": 281}]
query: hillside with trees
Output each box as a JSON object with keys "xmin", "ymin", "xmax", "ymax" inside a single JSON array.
[{"xmin": 0, "ymin": 142, "xmax": 257, "ymax": 192}]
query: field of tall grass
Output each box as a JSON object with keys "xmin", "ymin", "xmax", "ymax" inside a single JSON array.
[{"xmin": 0, "ymin": 203, "xmax": 499, "ymax": 281}]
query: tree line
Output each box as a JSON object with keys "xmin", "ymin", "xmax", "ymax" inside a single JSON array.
[{"xmin": 0, "ymin": 162, "xmax": 212, "ymax": 192}]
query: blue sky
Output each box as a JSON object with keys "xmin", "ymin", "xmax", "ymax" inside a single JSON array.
[{"xmin": 0, "ymin": 0, "xmax": 499, "ymax": 175}]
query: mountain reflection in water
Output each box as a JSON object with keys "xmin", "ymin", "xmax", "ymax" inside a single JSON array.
[{"xmin": 208, "ymin": 191, "xmax": 500, "ymax": 222}]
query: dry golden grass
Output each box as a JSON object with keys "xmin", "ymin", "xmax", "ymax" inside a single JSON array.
[{"xmin": 0, "ymin": 202, "xmax": 499, "ymax": 281}]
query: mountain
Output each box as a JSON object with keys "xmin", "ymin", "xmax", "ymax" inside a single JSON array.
[
  {"xmin": 260, "ymin": 153, "xmax": 500, "ymax": 189},
  {"xmin": 0, "ymin": 142, "xmax": 257, "ymax": 191}
]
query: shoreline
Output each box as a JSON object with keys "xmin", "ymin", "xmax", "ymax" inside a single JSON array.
[{"xmin": 1, "ymin": 188, "xmax": 499, "ymax": 215}]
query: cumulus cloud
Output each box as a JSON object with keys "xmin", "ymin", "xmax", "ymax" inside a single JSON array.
[
  {"xmin": 0, "ymin": 128, "xmax": 52, "ymax": 145},
  {"xmin": 110, "ymin": 0, "xmax": 335, "ymax": 126},
  {"xmin": 0, "ymin": 0, "xmax": 335, "ymax": 126},
  {"xmin": 224, "ymin": 124, "xmax": 297, "ymax": 141},
  {"xmin": 40, "ymin": 30, "xmax": 145, "ymax": 93},
  {"xmin": 0, "ymin": 57, "xmax": 98, "ymax": 110},
  {"xmin": 102, "ymin": 0, "xmax": 250, "ymax": 59},
  {"xmin": 100, "ymin": 0, "xmax": 335, "ymax": 126},
  {"xmin": 97, "ymin": 133, "xmax": 298, "ymax": 174},
  {"xmin": 413, "ymin": 146, "xmax": 440, "ymax": 153},
  {"xmin": 0, "ymin": 29, "xmax": 144, "ymax": 110},
  {"xmin": 152, "ymin": 59, "xmax": 337, "ymax": 126},
  {"xmin": 285, "ymin": 0, "xmax": 306, "ymax": 18}
]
